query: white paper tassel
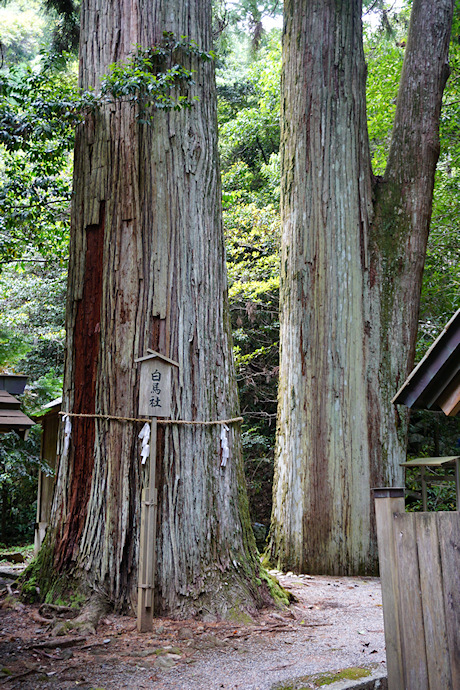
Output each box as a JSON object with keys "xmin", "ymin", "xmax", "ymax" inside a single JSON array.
[
  {"xmin": 138, "ymin": 422, "xmax": 151, "ymax": 464},
  {"xmin": 62, "ymin": 414, "xmax": 72, "ymax": 458},
  {"xmin": 220, "ymin": 423, "xmax": 230, "ymax": 467}
]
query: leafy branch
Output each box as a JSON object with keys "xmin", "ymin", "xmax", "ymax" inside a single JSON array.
[
  {"xmin": 0, "ymin": 33, "xmax": 214, "ymax": 155},
  {"xmin": 96, "ymin": 33, "xmax": 214, "ymax": 114},
  {"xmin": 0, "ymin": 34, "xmax": 214, "ymax": 267}
]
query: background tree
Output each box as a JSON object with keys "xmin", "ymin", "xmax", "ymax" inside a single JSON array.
[
  {"xmin": 38, "ymin": 0, "xmax": 274, "ymax": 617},
  {"xmin": 269, "ymin": 0, "xmax": 454, "ymax": 575}
]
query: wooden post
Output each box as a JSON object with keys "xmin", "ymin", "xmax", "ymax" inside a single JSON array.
[
  {"xmin": 455, "ymin": 458, "xmax": 460, "ymax": 509},
  {"xmin": 135, "ymin": 351, "xmax": 178, "ymax": 632},
  {"xmin": 421, "ymin": 466, "xmax": 428, "ymax": 511},
  {"xmin": 438, "ymin": 512, "xmax": 460, "ymax": 688},
  {"xmin": 373, "ymin": 487, "xmax": 405, "ymax": 690},
  {"xmin": 137, "ymin": 418, "xmax": 157, "ymax": 632}
]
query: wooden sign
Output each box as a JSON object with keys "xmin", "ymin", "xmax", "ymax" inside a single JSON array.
[
  {"xmin": 135, "ymin": 350, "xmax": 179, "ymax": 632},
  {"xmin": 136, "ymin": 351, "xmax": 179, "ymax": 418}
]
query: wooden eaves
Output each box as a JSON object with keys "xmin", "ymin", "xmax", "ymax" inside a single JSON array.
[
  {"xmin": 0, "ymin": 389, "xmax": 35, "ymax": 437},
  {"xmin": 392, "ymin": 308, "xmax": 460, "ymax": 417}
]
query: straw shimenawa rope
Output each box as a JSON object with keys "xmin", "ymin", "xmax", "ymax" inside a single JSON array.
[{"xmin": 58, "ymin": 411, "xmax": 243, "ymax": 426}]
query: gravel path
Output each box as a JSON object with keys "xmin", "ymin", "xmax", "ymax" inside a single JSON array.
[{"xmin": 0, "ymin": 571, "xmax": 386, "ymax": 689}]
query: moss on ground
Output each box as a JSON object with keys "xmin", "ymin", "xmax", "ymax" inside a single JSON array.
[
  {"xmin": 273, "ymin": 666, "xmax": 373, "ymax": 689},
  {"xmin": 313, "ymin": 667, "xmax": 372, "ymax": 685}
]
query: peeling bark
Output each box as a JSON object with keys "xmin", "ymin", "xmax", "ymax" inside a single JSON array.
[
  {"xmin": 46, "ymin": 0, "xmax": 268, "ymax": 616},
  {"xmin": 270, "ymin": 0, "xmax": 453, "ymax": 574}
]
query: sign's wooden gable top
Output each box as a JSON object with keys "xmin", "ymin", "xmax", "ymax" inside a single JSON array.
[
  {"xmin": 392, "ymin": 309, "xmax": 460, "ymax": 416},
  {"xmin": 135, "ymin": 351, "xmax": 179, "ymax": 418}
]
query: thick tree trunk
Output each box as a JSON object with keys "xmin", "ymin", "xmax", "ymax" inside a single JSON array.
[
  {"xmin": 46, "ymin": 0, "xmax": 268, "ymax": 617},
  {"xmin": 269, "ymin": 0, "xmax": 453, "ymax": 575}
]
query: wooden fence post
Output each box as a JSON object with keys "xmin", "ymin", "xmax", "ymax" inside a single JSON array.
[
  {"xmin": 437, "ymin": 512, "xmax": 460, "ymax": 688},
  {"xmin": 373, "ymin": 487, "xmax": 405, "ymax": 690}
]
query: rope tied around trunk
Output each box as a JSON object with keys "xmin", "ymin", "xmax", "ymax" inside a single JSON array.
[{"xmin": 57, "ymin": 411, "xmax": 243, "ymax": 426}]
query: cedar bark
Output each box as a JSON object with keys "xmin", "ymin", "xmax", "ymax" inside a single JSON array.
[
  {"xmin": 269, "ymin": 0, "xmax": 453, "ymax": 574},
  {"xmin": 47, "ymin": 0, "xmax": 267, "ymax": 615}
]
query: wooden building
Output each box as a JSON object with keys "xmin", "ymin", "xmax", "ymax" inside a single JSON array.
[
  {"xmin": 0, "ymin": 375, "xmax": 34, "ymax": 440},
  {"xmin": 392, "ymin": 308, "xmax": 460, "ymax": 416},
  {"xmin": 375, "ymin": 309, "xmax": 460, "ymax": 689},
  {"xmin": 393, "ymin": 308, "xmax": 460, "ymax": 509}
]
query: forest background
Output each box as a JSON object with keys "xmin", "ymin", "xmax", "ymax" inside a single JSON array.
[{"xmin": 0, "ymin": 0, "xmax": 458, "ymax": 547}]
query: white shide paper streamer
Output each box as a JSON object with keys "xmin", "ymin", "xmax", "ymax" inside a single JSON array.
[
  {"xmin": 220, "ymin": 423, "xmax": 230, "ymax": 467},
  {"xmin": 62, "ymin": 413, "xmax": 72, "ymax": 458},
  {"xmin": 138, "ymin": 422, "xmax": 151, "ymax": 464}
]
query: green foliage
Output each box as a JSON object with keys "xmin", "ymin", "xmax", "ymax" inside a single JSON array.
[
  {"xmin": 217, "ymin": 33, "xmax": 282, "ymax": 524},
  {"xmin": 0, "ymin": 35, "xmax": 215, "ymax": 268},
  {"xmin": 0, "ymin": 261, "xmax": 66, "ymax": 378},
  {"xmin": 96, "ymin": 34, "xmax": 214, "ymax": 115},
  {"xmin": 0, "ymin": 324, "xmax": 29, "ymax": 368},
  {"xmin": 406, "ymin": 464, "xmax": 459, "ymax": 513},
  {"xmin": 0, "ymin": 260, "xmax": 63, "ymax": 547},
  {"xmin": 214, "ymin": 0, "xmax": 282, "ymax": 55},
  {"xmin": 22, "ymin": 369, "xmax": 62, "ymax": 413},
  {"xmin": 43, "ymin": 0, "xmax": 80, "ymax": 55},
  {"xmin": 0, "ymin": 427, "xmax": 52, "ymax": 545},
  {"xmin": 365, "ymin": 34, "xmax": 404, "ymax": 175},
  {"xmin": 0, "ymin": 55, "xmax": 76, "ymax": 265},
  {"xmin": 21, "ymin": 580, "xmax": 40, "ymax": 603},
  {"xmin": 408, "ymin": 409, "xmax": 460, "ymax": 458},
  {"xmin": 218, "ymin": 32, "xmax": 280, "ymax": 195},
  {"xmin": 225, "ymin": 202, "xmax": 280, "ymax": 522},
  {"xmin": 405, "ymin": 410, "xmax": 460, "ymax": 512},
  {"xmin": 0, "ymin": 1, "xmax": 46, "ymax": 66}
]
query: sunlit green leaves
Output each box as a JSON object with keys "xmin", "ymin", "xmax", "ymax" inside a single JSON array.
[
  {"xmin": 365, "ymin": 37, "xmax": 404, "ymax": 175},
  {"xmin": 218, "ymin": 32, "xmax": 281, "ymax": 195},
  {"xmin": 0, "ymin": 1, "xmax": 46, "ymax": 66},
  {"xmin": 0, "ymin": 261, "xmax": 66, "ymax": 376}
]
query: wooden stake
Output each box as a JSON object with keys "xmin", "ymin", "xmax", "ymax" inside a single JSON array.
[
  {"xmin": 137, "ymin": 418, "xmax": 157, "ymax": 632},
  {"xmin": 374, "ymin": 488, "xmax": 405, "ymax": 690}
]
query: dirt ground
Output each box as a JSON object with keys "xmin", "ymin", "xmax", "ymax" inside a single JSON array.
[{"xmin": 0, "ymin": 568, "xmax": 386, "ymax": 689}]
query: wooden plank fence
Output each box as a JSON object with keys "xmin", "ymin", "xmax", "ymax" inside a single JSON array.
[{"xmin": 374, "ymin": 489, "xmax": 460, "ymax": 690}]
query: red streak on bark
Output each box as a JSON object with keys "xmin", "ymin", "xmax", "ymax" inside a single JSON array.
[{"xmin": 56, "ymin": 207, "xmax": 105, "ymax": 569}]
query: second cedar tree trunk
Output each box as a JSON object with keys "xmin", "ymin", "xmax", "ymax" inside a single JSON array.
[
  {"xmin": 47, "ymin": 0, "xmax": 269, "ymax": 616},
  {"xmin": 269, "ymin": 0, "xmax": 453, "ymax": 574}
]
